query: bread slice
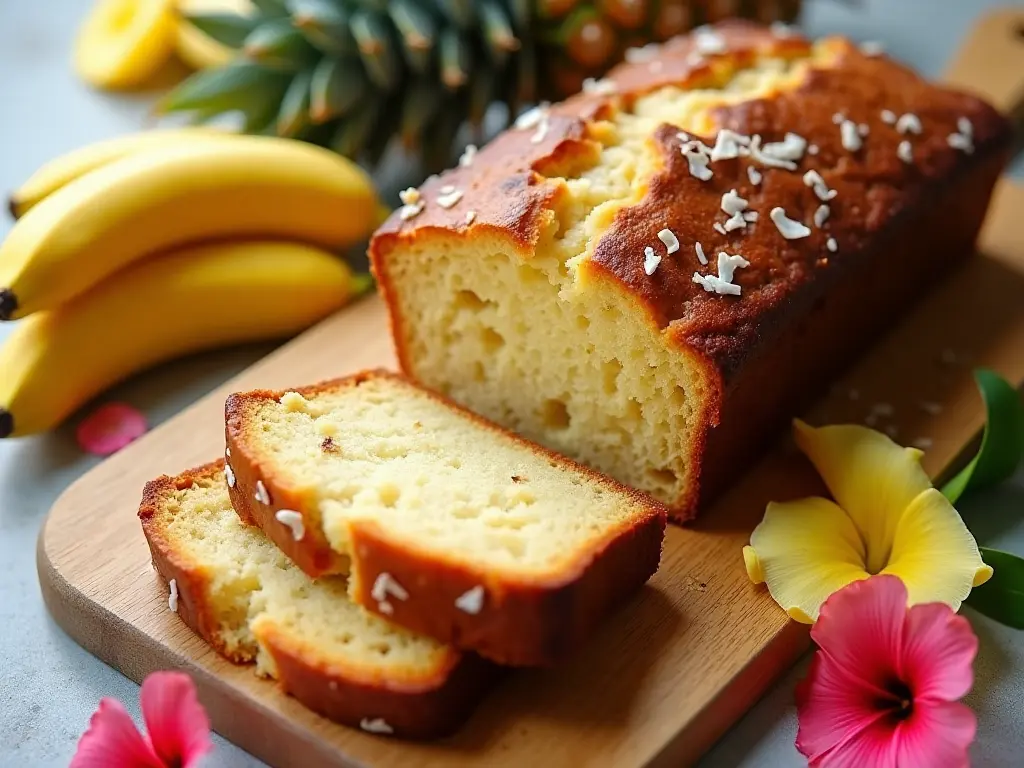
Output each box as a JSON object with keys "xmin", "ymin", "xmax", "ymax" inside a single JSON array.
[
  {"xmin": 139, "ymin": 461, "xmax": 496, "ymax": 740},
  {"xmin": 224, "ymin": 370, "xmax": 667, "ymax": 667}
]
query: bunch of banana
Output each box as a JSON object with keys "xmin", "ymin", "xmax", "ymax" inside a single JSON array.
[{"xmin": 0, "ymin": 130, "xmax": 382, "ymax": 438}]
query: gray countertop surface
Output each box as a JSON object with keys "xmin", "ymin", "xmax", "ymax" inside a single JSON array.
[{"xmin": 1, "ymin": 1, "xmax": 1023, "ymax": 766}]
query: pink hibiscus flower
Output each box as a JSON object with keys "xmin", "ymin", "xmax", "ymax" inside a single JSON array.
[
  {"xmin": 796, "ymin": 574, "xmax": 978, "ymax": 768},
  {"xmin": 71, "ymin": 671, "xmax": 212, "ymax": 768}
]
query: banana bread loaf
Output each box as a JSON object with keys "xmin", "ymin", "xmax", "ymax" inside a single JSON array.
[
  {"xmin": 223, "ymin": 370, "xmax": 667, "ymax": 667},
  {"xmin": 369, "ymin": 21, "xmax": 1012, "ymax": 521},
  {"xmin": 139, "ymin": 461, "xmax": 496, "ymax": 739}
]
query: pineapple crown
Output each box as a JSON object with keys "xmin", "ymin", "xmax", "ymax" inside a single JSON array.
[{"xmin": 162, "ymin": 0, "xmax": 807, "ymax": 172}]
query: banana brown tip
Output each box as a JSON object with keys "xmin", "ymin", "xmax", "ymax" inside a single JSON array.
[
  {"xmin": 7, "ymin": 196, "xmax": 20, "ymax": 220},
  {"xmin": 0, "ymin": 410, "xmax": 12, "ymax": 439},
  {"xmin": 0, "ymin": 289, "xmax": 16, "ymax": 321}
]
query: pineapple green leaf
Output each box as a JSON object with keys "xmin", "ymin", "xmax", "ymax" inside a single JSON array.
[
  {"xmin": 331, "ymin": 96, "xmax": 383, "ymax": 157},
  {"xmin": 288, "ymin": 0, "xmax": 356, "ymax": 55},
  {"xmin": 159, "ymin": 61, "xmax": 291, "ymax": 116},
  {"xmin": 309, "ymin": 57, "xmax": 367, "ymax": 124},
  {"xmin": 182, "ymin": 13, "xmax": 258, "ymax": 49},
  {"xmin": 277, "ymin": 70, "xmax": 314, "ymax": 137},
  {"xmin": 478, "ymin": 0, "xmax": 520, "ymax": 67},
  {"xmin": 249, "ymin": 0, "xmax": 290, "ymax": 17},
  {"xmin": 400, "ymin": 80, "xmax": 444, "ymax": 148},
  {"xmin": 435, "ymin": 0, "xmax": 475, "ymax": 29},
  {"xmin": 438, "ymin": 26, "xmax": 471, "ymax": 90},
  {"xmin": 386, "ymin": 0, "xmax": 437, "ymax": 75},
  {"xmin": 244, "ymin": 18, "xmax": 320, "ymax": 70},
  {"xmin": 350, "ymin": 11, "xmax": 403, "ymax": 90}
]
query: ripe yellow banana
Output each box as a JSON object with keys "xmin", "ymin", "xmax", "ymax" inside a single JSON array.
[
  {"xmin": 0, "ymin": 240, "xmax": 367, "ymax": 438},
  {"xmin": 74, "ymin": 0, "xmax": 177, "ymax": 90},
  {"xmin": 8, "ymin": 127, "xmax": 231, "ymax": 218},
  {"xmin": 0, "ymin": 135, "xmax": 379, "ymax": 320}
]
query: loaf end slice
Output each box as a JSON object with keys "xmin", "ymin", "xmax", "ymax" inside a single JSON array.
[
  {"xmin": 139, "ymin": 461, "xmax": 496, "ymax": 740},
  {"xmin": 224, "ymin": 370, "xmax": 668, "ymax": 667}
]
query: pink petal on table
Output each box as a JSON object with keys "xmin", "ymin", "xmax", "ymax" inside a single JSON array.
[
  {"xmin": 69, "ymin": 698, "xmax": 163, "ymax": 768},
  {"xmin": 140, "ymin": 672, "xmax": 212, "ymax": 768},
  {"xmin": 76, "ymin": 403, "xmax": 148, "ymax": 456}
]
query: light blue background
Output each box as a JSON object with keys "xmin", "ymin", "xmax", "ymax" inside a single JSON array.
[{"xmin": 1, "ymin": 1, "xmax": 1022, "ymax": 766}]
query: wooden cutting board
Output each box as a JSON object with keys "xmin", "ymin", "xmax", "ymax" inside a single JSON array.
[{"xmin": 36, "ymin": 11, "xmax": 1024, "ymax": 768}]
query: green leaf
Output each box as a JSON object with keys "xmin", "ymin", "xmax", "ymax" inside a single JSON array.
[
  {"xmin": 159, "ymin": 61, "xmax": 291, "ymax": 115},
  {"xmin": 276, "ymin": 70, "xmax": 314, "ymax": 137},
  {"xmin": 942, "ymin": 369, "xmax": 1024, "ymax": 503},
  {"xmin": 387, "ymin": 0, "xmax": 437, "ymax": 75},
  {"xmin": 288, "ymin": 0, "xmax": 356, "ymax": 55},
  {"xmin": 244, "ymin": 18, "xmax": 320, "ymax": 70},
  {"xmin": 249, "ymin": 0, "xmax": 290, "ymax": 17},
  {"xmin": 183, "ymin": 12, "xmax": 258, "ymax": 48},
  {"xmin": 309, "ymin": 57, "xmax": 367, "ymax": 124},
  {"xmin": 966, "ymin": 547, "xmax": 1024, "ymax": 628},
  {"xmin": 349, "ymin": 11, "xmax": 403, "ymax": 90}
]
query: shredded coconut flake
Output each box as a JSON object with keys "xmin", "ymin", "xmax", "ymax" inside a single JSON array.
[
  {"xmin": 459, "ymin": 144, "xmax": 478, "ymax": 167},
  {"xmin": 168, "ymin": 579, "xmax": 178, "ymax": 612},
  {"xmin": 832, "ymin": 113, "xmax": 845, "ymax": 125},
  {"xmin": 721, "ymin": 189, "xmax": 748, "ymax": 216},
  {"xmin": 813, "ymin": 204, "xmax": 830, "ymax": 228},
  {"xmin": 437, "ymin": 188, "xmax": 464, "ymax": 209},
  {"xmin": 465, "ymin": 210, "xmax": 477, "ymax": 225},
  {"xmin": 582, "ymin": 77, "xmax": 617, "ymax": 96},
  {"xmin": 625, "ymin": 43, "xmax": 660, "ymax": 63},
  {"xmin": 807, "ymin": 144, "xmax": 819, "ymax": 156},
  {"xmin": 947, "ymin": 132, "xmax": 974, "ymax": 154},
  {"xmin": 681, "ymin": 140, "xmax": 714, "ymax": 180},
  {"xmin": 399, "ymin": 187, "xmax": 420, "ymax": 205},
  {"xmin": 643, "ymin": 246, "xmax": 662, "ymax": 276},
  {"xmin": 717, "ymin": 251, "xmax": 750, "ymax": 283},
  {"xmin": 255, "ymin": 480, "xmax": 270, "ymax": 506},
  {"xmin": 695, "ymin": 242, "xmax": 708, "ymax": 265},
  {"xmin": 360, "ymin": 718, "xmax": 394, "ymax": 735},
  {"xmin": 743, "ymin": 211, "xmax": 758, "ymax": 222},
  {"xmin": 371, "ymin": 573, "xmax": 408, "ymax": 616},
  {"xmin": 826, "ymin": 236, "xmax": 838, "ymax": 253},
  {"xmin": 858, "ymin": 123, "xmax": 870, "ymax": 137},
  {"xmin": 840, "ymin": 120, "xmax": 863, "ymax": 152},
  {"xmin": 399, "ymin": 201, "xmax": 424, "ymax": 221},
  {"xmin": 693, "ymin": 272, "xmax": 741, "ymax": 296},
  {"xmin": 710, "ymin": 129, "xmax": 751, "ymax": 161},
  {"xmin": 514, "ymin": 104, "xmax": 548, "ymax": 130},
  {"xmin": 713, "ymin": 221, "xmax": 727, "ymax": 235},
  {"xmin": 897, "ymin": 140, "xmax": 913, "ymax": 164},
  {"xmin": 896, "ymin": 114, "xmax": 922, "ymax": 135},
  {"xmin": 957, "ymin": 117, "xmax": 974, "ymax": 138},
  {"xmin": 749, "ymin": 134, "xmax": 798, "ymax": 170},
  {"xmin": 695, "ymin": 29, "xmax": 727, "ymax": 55},
  {"xmin": 455, "ymin": 585, "xmax": 486, "ymax": 615},
  {"xmin": 770, "ymin": 207, "xmax": 811, "ymax": 239},
  {"xmin": 723, "ymin": 212, "xmax": 747, "ymax": 232},
  {"xmin": 224, "ymin": 463, "xmax": 235, "ymax": 488},
  {"xmin": 747, "ymin": 166, "xmax": 762, "ymax": 185},
  {"xmin": 762, "ymin": 132, "xmax": 807, "ymax": 162},
  {"xmin": 881, "ymin": 109, "xmax": 897, "ymax": 124},
  {"xmin": 803, "ymin": 170, "xmax": 837, "ymax": 201},
  {"xmin": 658, "ymin": 229, "xmax": 680, "ymax": 254},
  {"xmin": 275, "ymin": 509, "xmax": 304, "ymax": 541}
]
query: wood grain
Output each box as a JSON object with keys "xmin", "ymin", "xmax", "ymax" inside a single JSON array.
[{"xmin": 37, "ymin": 15, "xmax": 1024, "ymax": 768}]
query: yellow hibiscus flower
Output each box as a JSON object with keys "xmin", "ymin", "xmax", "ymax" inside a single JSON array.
[{"xmin": 743, "ymin": 420, "xmax": 993, "ymax": 623}]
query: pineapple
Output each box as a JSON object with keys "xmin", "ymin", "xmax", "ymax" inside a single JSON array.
[{"xmin": 162, "ymin": 0, "xmax": 803, "ymax": 171}]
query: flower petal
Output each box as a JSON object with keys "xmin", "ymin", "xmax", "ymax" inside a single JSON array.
[
  {"xmin": 742, "ymin": 545, "xmax": 764, "ymax": 584},
  {"xmin": 140, "ymin": 672, "xmax": 212, "ymax": 768},
  {"xmin": 70, "ymin": 698, "xmax": 163, "ymax": 768},
  {"xmin": 882, "ymin": 488, "xmax": 993, "ymax": 613},
  {"xmin": 901, "ymin": 601, "xmax": 978, "ymax": 703},
  {"xmin": 894, "ymin": 699, "xmax": 975, "ymax": 768},
  {"xmin": 750, "ymin": 497, "xmax": 869, "ymax": 623},
  {"xmin": 812, "ymin": 575, "xmax": 907, "ymax": 694},
  {"xmin": 76, "ymin": 403, "xmax": 148, "ymax": 456},
  {"xmin": 811, "ymin": 717, "xmax": 900, "ymax": 768},
  {"xmin": 794, "ymin": 421, "xmax": 932, "ymax": 574},
  {"xmin": 796, "ymin": 651, "xmax": 893, "ymax": 765}
]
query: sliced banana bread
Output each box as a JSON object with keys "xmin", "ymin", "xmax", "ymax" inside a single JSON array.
[
  {"xmin": 139, "ymin": 461, "xmax": 496, "ymax": 740},
  {"xmin": 224, "ymin": 370, "xmax": 667, "ymax": 667}
]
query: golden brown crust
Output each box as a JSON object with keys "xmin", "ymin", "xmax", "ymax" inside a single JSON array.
[
  {"xmin": 224, "ymin": 370, "xmax": 668, "ymax": 667},
  {"xmin": 369, "ymin": 21, "xmax": 1013, "ymax": 521},
  {"xmin": 138, "ymin": 461, "xmax": 497, "ymax": 740}
]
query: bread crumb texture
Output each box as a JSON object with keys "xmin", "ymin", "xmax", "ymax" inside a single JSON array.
[
  {"xmin": 242, "ymin": 376, "xmax": 649, "ymax": 577},
  {"xmin": 150, "ymin": 466, "xmax": 453, "ymax": 684}
]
